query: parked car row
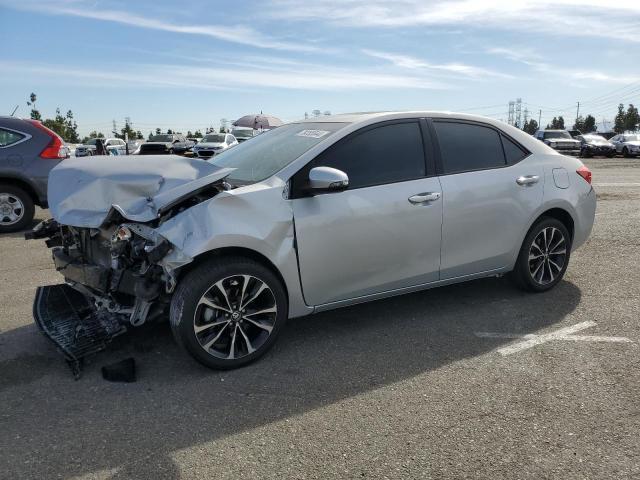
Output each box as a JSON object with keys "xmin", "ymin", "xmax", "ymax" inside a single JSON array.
[{"xmin": 534, "ymin": 128, "xmax": 640, "ymax": 158}]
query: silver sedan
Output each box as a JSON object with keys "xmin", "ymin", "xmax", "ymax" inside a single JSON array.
[{"xmin": 34, "ymin": 112, "xmax": 596, "ymax": 371}]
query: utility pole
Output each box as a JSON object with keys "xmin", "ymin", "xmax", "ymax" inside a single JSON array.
[
  {"xmin": 576, "ymin": 102, "xmax": 580, "ymax": 122},
  {"xmin": 508, "ymin": 101, "xmax": 515, "ymax": 126},
  {"xmin": 523, "ymin": 107, "xmax": 529, "ymax": 127},
  {"xmin": 538, "ymin": 109, "xmax": 542, "ymax": 127},
  {"xmin": 515, "ymin": 98, "xmax": 522, "ymax": 128}
]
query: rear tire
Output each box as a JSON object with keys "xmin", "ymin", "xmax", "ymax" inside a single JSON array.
[
  {"xmin": 510, "ymin": 217, "xmax": 571, "ymax": 292},
  {"xmin": 170, "ymin": 256, "xmax": 288, "ymax": 369},
  {"xmin": 0, "ymin": 184, "xmax": 35, "ymax": 233}
]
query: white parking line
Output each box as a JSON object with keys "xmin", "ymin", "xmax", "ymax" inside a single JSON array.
[
  {"xmin": 593, "ymin": 183, "xmax": 640, "ymax": 187},
  {"xmin": 475, "ymin": 320, "xmax": 633, "ymax": 356}
]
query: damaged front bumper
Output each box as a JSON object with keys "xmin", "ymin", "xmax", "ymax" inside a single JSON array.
[
  {"xmin": 33, "ymin": 284, "xmax": 127, "ymax": 378},
  {"xmin": 28, "ymin": 218, "xmax": 189, "ymax": 377}
]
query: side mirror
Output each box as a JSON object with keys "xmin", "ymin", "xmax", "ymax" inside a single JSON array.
[{"xmin": 308, "ymin": 166, "xmax": 349, "ymax": 193}]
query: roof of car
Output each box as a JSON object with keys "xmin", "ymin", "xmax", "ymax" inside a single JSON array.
[{"xmin": 297, "ymin": 111, "xmax": 516, "ymax": 125}]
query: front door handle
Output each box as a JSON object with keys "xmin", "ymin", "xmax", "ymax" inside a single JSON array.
[
  {"xmin": 408, "ymin": 192, "xmax": 441, "ymax": 204},
  {"xmin": 516, "ymin": 175, "xmax": 540, "ymax": 186}
]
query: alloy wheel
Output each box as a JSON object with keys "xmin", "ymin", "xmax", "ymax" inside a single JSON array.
[
  {"xmin": 528, "ymin": 227, "xmax": 567, "ymax": 285},
  {"xmin": 193, "ymin": 275, "xmax": 277, "ymax": 360},
  {"xmin": 0, "ymin": 193, "xmax": 25, "ymax": 226}
]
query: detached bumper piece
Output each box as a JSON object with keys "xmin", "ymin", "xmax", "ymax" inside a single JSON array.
[{"xmin": 33, "ymin": 284, "xmax": 126, "ymax": 379}]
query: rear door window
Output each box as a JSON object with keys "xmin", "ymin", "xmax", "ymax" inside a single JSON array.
[
  {"xmin": 434, "ymin": 121, "xmax": 505, "ymax": 174},
  {"xmin": 0, "ymin": 128, "xmax": 26, "ymax": 148}
]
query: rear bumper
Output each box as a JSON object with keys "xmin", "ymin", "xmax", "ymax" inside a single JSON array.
[{"xmin": 572, "ymin": 187, "xmax": 597, "ymax": 251}]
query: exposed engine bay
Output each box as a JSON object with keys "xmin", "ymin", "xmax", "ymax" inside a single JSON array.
[{"xmin": 27, "ymin": 172, "xmax": 231, "ymax": 377}]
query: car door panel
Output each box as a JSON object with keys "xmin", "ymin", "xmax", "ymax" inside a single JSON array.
[
  {"xmin": 432, "ymin": 120, "xmax": 544, "ymax": 279},
  {"xmin": 290, "ymin": 120, "xmax": 442, "ymax": 306},
  {"xmin": 293, "ymin": 177, "xmax": 443, "ymax": 305},
  {"xmin": 438, "ymin": 162, "xmax": 544, "ymax": 279}
]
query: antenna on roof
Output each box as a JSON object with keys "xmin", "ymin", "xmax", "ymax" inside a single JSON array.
[{"xmin": 10, "ymin": 105, "xmax": 18, "ymax": 116}]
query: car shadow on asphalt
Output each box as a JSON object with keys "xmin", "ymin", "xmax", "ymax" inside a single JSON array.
[{"xmin": 0, "ymin": 277, "xmax": 581, "ymax": 478}]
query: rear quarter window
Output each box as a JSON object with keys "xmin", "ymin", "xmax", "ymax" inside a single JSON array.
[{"xmin": 0, "ymin": 128, "xmax": 26, "ymax": 148}]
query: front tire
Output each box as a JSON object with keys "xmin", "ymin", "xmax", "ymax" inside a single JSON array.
[
  {"xmin": 510, "ymin": 217, "xmax": 571, "ymax": 292},
  {"xmin": 0, "ymin": 184, "xmax": 35, "ymax": 233},
  {"xmin": 170, "ymin": 256, "xmax": 288, "ymax": 369}
]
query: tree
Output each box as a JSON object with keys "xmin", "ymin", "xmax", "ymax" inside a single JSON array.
[
  {"xmin": 42, "ymin": 108, "xmax": 80, "ymax": 143},
  {"xmin": 26, "ymin": 92, "xmax": 41, "ymax": 120},
  {"xmin": 155, "ymin": 128, "xmax": 161, "ymax": 135},
  {"xmin": 193, "ymin": 130, "xmax": 203, "ymax": 138},
  {"xmin": 523, "ymin": 119, "xmax": 538, "ymax": 135},
  {"xmin": 624, "ymin": 104, "xmax": 639, "ymax": 132},
  {"xmin": 583, "ymin": 114, "xmax": 596, "ymax": 133},
  {"xmin": 118, "ymin": 120, "xmax": 137, "ymax": 140},
  {"xmin": 547, "ymin": 116, "xmax": 565, "ymax": 129},
  {"xmin": 573, "ymin": 115, "xmax": 585, "ymax": 132},
  {"xmin": 312, "ymin": 110, "xmax": 321, "ymax": 117},
  {"xmin": 81, "ymin": 131, "xmax": 104, "ymax": 144},
  {"xmin": 614, "ymin": 103, "xmax": 625, "ymax": 133},
  {"xmin": 167, "ymin": 129, "xmax": 173, "ymax": 134}
]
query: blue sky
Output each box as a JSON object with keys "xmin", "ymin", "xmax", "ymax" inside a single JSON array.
[{"xmin": 1, "ymin": 0, "xmax": 639, "ymax": 136}]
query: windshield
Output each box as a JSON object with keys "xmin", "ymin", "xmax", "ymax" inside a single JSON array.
[
  {"xmin": 544, "ymin": 131, "xmax": 572, "ymax": 139},
  {"xmin": 584, "ymin": 135, "xmax": 606, "ymax": 142},
  {"xmin": 202, "ymin": 134, "xmax": 226, "ymax": 143},
  {"xmin": 211, "ymin": 122, "xmax": 346, "ymax": 183},
  {"xmin": 150, "ymin": 135, "xmax": 173, "ymax": 142},
  {"xmin": 85, "ymin": 138, "xmax": 98, "ymax": 145},
  {"xmin": 231, "ymin": 129, "xmax": 254, "ymax": 139}
]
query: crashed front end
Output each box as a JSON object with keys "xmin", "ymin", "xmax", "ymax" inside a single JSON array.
[{"xmin": 27, "ymin": 155, "xmax": 233, "ymax": 376}]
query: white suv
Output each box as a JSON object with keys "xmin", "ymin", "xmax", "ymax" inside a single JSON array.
[{"xmin": 75, "ymin": 138, "xmax": 127, "ymax": 157}]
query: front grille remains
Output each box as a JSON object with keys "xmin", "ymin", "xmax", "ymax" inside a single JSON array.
[{"xmin": 33, "ymin": 284, "xmax": 127, "ymax": 379}]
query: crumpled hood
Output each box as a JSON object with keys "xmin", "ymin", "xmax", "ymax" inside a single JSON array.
[{"xmin": 48, "ymin": 155, "xmax": 233, "ymax": 228}]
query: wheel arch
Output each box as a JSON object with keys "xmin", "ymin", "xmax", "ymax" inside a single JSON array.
[
  {"xmin": 536, "ymin": 207, "xmax": 575, "ymax": 240},
  {"xmin": 178, "ymin": 246, "xmax": 290, "ymax": 305},
  {"xmin": 0, "ymin": 176, "xmax": 42, "ymax": 207}
]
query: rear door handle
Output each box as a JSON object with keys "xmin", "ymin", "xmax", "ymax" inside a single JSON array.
[
  {"xmin": 516, "ymin": 175, "xmax": 540, "ymax": 186},
  {"xmin": 408, "ymin": 192, "xmax": 441, "ymax": 204}
]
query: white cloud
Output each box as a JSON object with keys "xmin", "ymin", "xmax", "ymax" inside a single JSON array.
[
  {"xmin": 486, "ymin": 47, "xmax": 640, "ymax": 85},
  {"xmin": 1, "ymin": 0, "xmax": 318, "ymax": 52},
  {"xmin": 270, "ymin": 0, "xmax": 640, "ymax": 43},
  {"xmin": 0, "ymin": 60, "xmax": 451, "ymax": 91},
  {"xmin": 362, "ymin": 49, "xmax": 512, "ymax": 79}
]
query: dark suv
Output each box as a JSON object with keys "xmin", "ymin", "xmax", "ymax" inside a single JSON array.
[
  {"xmin": 138, "ymin": 134, "xmax": 195, "ymax": 155},
  {"xmin": 0, "ymin": 117, "xmax": 67, "ymax": 232}
]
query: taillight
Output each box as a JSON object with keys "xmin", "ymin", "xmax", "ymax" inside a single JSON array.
[
  {"xmin": 576, "ymin": 165, "xmax": 592, "ymax": 185},
  {"xmin": 26, "ymin": 120, "xmax": 66, "ymax": 159}
]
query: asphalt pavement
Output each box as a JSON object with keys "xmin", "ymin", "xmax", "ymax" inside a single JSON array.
[{"xmin": 1, "ymin": 158, "xmax": 638, "ymax": 479}]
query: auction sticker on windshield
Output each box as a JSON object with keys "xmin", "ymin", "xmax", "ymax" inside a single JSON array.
[{"xmin": 296, "ymin": 130, "xmax": 330, "ymax": 139}]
